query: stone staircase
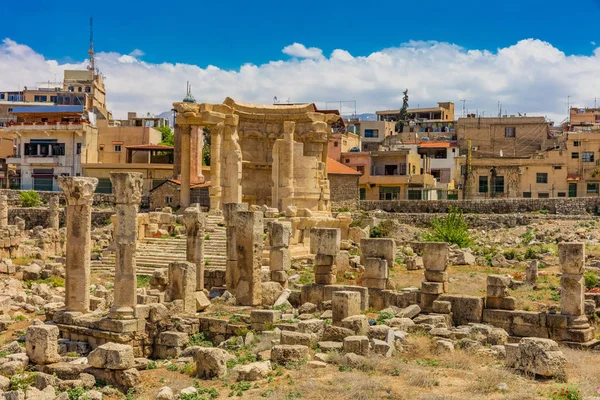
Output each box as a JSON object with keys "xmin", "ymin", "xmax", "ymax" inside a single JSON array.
[{"xmin": 91, "ymin": 214, "xmax": 227, "ymax": 276}]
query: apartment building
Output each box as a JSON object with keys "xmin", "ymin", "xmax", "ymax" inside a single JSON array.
[
  {"xmin": 327, "ymin": 131, "xmax": 360, "ymax": 162},
  {"xmin": 341, "ymin": 149, "xmax": 435, "ymax": 200},
  {"xmin": 345, "ymin": 119, "xmax": 395, "ymax": 152},
  {"xmin": 570, "ymin": 107, "xmax": 600, "ymax": 132},
  {"xmin": 377, "ymin": 102, "xmax": 455, "ymax": 137},
  {"xmin": 4, "ymin": 105, "xmax": 98, "ymax": 190}
]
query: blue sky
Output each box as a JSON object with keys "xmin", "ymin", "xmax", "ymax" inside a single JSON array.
[
  {"xmin": 2, "ymin": 0, "xmax": 600, "ymax": 68},
  {"xmin": 1, "ymin": 0, "xmax": 600, "ymax": 120}
]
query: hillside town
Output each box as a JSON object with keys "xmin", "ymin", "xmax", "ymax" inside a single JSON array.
[{"xmin": 0, "ymin": 17, "xmax": 600, "ymax": 400}]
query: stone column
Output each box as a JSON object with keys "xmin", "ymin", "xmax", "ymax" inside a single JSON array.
[
  {"xmin": 272, "ymin": 122, "xmax": 295, "ymax": 210},
  {"xmin": 0, "ymin": 195, "xmax": 7, "ymax": 227},
  {"xmin": 48, "ymin": 196, "xmax": 60, "ymax": 230},
  {"xmin": 558, "ymin": 243, "xmax": 587, "ymax": 325},
  {"xmin": 209, "ymin": 123, "xmax": 223, "ymax": 211},
  {"xmin": 221, "ymin": 116, "xmax": 242, "ymax": 205},
  {"xmin": 224, "ymin": 203, "xmax": 248, "ymax": 292},
  {"xmin": 167, "ymin": 261, "xmax": 196, "ymax": 314},
  {"xmin": 420, "ymin": 242, "xmax": 449, "ymax": 312},
  {"xmin": 57, "ymin": 177, "xmax": 98, "ymax": 313},
  {"xmin": 109, "ymin": 172, "xmax": 143, "ymax": 319},
  {"xmin": 183, "ymin": 206, "xmax": 206, "ymax": 291},
  {"xmin": 485, "ymin": 275, "xmax": 515, "ymax": 310},
  {"xmin": 310, "ymin": 228, "xmax": 340, "ymax": 285},
  {"xmin": 179, "ymin": 126, "xmax": 191, "ymax": 209},
  {"xmin": 269, "ymin": 221, "xmax": 291, "ymax": 286},
  {"xmin": 234, "ymin": 210, "xmax": 264, "ymax": 306}
]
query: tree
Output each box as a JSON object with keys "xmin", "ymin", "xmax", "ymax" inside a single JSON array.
[
  {"xmin": 202, "ymin": 126, "xmax": 211, "ymax": 166},
  {"xmin": 157, "ymin": 126, "xmax": 174, "ymax": 147},
  {"xmin": 395, "ymin": 89, "xmax": 410, "ymax": 132}
]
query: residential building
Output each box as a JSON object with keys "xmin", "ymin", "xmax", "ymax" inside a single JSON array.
[
  {"xmin": 345, "ymin": 119, "xmax": 395, "ymax": 152},
  {"xmin": 341, "ymin": 149, "xmax": 436, "ymax": 200},
  {"xmin": 327, "ymin": 131, "xmax": 360, "ymax": 162},
  {"xmin": 376, "ymin": 102, "xmax": 455, "ymax": 138},
  {"xmin": 4, "ymin": 105, "xmax": 98, "ymax": 191},
  {"xmin": 565, "ymin": 132, "xmax": 600, "ymax": 197},
  {"xmin": 326, "ymin": 157, "xmax": 361, "ymax": 210},
  {"xmin": 570, "ymin": 107, "xmax": 600, "ymax": 132},
  {"xmin": 456, "ymin": 115, "xmax": 552, "ymax": 158}
]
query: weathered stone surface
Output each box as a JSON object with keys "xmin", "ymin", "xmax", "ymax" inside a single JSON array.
[
  {"xmin": 195, "ymin": 348, "xmax": 232, "ymax": 378},
  {"xmin": 340, "ymin": 315, "xmax": 369, "ymax": 335},
  {"xmin": 155, "ymin": 386, "xmax": 175, "ymax": 400},
  {"xmin": 231, "ymin": 361, "xmax": 271, "ymax": 381},
  {"xmin": 360, "ymin": 238, "xmax": 396, "ymax": 267},
  {"xmin": 310, "ymin": 228, "xmax": 341, "ymax": 256},
  {"xmin": 342, "ymin": 335, "xmax": 370, "ymax": 356},
  {"xmin": 332, "ymin": 291, "xmax": 361, "ymax": 324},
  {"xmin": 438, "ymin": 294, "xmax": 484, "ymax": 326},
  {"xmin": 167, "ymin": 261, "xmax": 197, "ymax": 314},
  {"xmin": 505, "ymin": 338, "xmax": 566, "ymax": 378},
  {"xmin": 270, "ymin": 345, "xmax": 309, "ymax": 365},
  {"xmin": 280, "ymin": 330, "xmax": 313, "ymax": 347},
  {"xmin": 422, "ymin": 242, "xmax": 448, "ymax": 271},
  {"xmin": 88, "ymin": 343, "xmax": 135, "ymax": 370},
  {"xmin": 558, "ymin": 242, "xmax": 585, "ymax": 275},
  {"xmin": 26, "ymin": 324, "xmax": 60, "ymax": 365}
]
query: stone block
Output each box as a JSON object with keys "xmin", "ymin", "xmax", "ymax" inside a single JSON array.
[
  {"xmin": 371, "ymin": 339, "xmax": 393, "ymax": 357},
  {"xmin": 487, "ymin": 285, "xmax": 509, "ymax": 298},
  {"xmin": 558, "ymin": 242, "xmax": 585, "ymax": 275},
  {"xmin": 280, "ymin": 331, "xmax": 313, "ymax": 346},
  {"xmin": 362, "ymin": 278, "xmax": 387, "ymax": 289},
  {"xmin": 560, "ymin": 274, "xmax": 585, "ymax": 316},
  {"xmin": 196, "ymin": 291, "xmax": 211, "ymax": 311},
  {"xmin": 232, "ymin": 360, "xmax": 271, "ymax": 382},
  {"xmin": 421, "ymin": 281, "xmax": 447, "ymax": 295},
  {"xmin": 159, "ymin": 331, "xmax": 189, "ymax": 347},
  {"xmin": 270, "ymin": 248, "xmax": 291, "ymax": 271},
  {"xmin": 424, "ymin": 270, "xmax": 448, "ymax": 283},
  {"xmin": 250, "ymin": 310, "xmax": 281, "ymax": 331},
  {"xmin": 270, "ymin": 345, "xmax": 309, "ymax": 365},
  {"xmin": 431, "ymin": 300, "xmax": 452, "ymax": 314},
  {"xmin": 315, "ymin": 273, "xmax": 336, "ymax": 285},
  {"xmin": 310, "ymin": 228, "xmax": 341, "ymax": 256},
  {"xmin": 332, "ymin": 291, "xmax": 361, "ymax": 324},
  {"xmin": 195, "ymin": 348, "xmax": 231, "ymax": 378},
  {"xmin": 359, "ymin": 238, "xmax": 396, "ymax": 267},
  {"xmin": 269, "ymin": 221, "xmax": 291, "ymax": 248},
  {"xmin": 421, "ymin": 242, "xmax": 448, "ymax": 271},
  {"xmin": 364, "ymin": 258, "xmax": 388, "ymax": 279},
  {"xmin": 26, "ymin": 324, "xmax": 60, "ymax": 365},
  {"xmin": 340, "ymin": 315, "xmax": 369, "ymax": 335},
  {"xmin": 487, "ymin": 275, "xmax": 511, "ymax": 287},
  {"xmin": 88, "ymin": 343, "xmax": 134, "ymax": 370},
  {"xmin": 322, "ymin": 325, "xmax": 354, "ymax": 341},
  {"xmin": 342, "ymin": 335, "xmax": 369, "ymax": 356},
  {"xmin": 336, "ymin": 251, "xmax": 350, "ymax": 269},
  {"xmin": 438, "ymin": 295, "xmax": 484, "ymax": 326},
  {"xmin": 314, "ymin": 265, "xmax": 335, "ymax": 275},
  {"xmin": 314, "ymin": 254, "xmax": 334, "ymax": 266},
  {"xmin": 271, "ymin": 270, "xmax": 289, "ymax": 283}
]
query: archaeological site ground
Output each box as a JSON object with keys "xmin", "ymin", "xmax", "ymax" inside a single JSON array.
[{"xmin": 0, "ymin": 99, "xmax": 598, "ymax": 400}]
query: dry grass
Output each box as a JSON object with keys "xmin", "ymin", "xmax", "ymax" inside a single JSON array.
[{"xmin": 562, "ymin": 347, "xmax": 600, "ymax": 397}]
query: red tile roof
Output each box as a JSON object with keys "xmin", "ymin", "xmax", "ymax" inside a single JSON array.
[{"xmin": 327, "ymin": 157, "xmax": 362, "ymax": 175}]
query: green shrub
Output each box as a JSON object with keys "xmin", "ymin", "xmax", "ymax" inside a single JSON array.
[
  {"xmin": 20, "ymin": 190, "xmax": 41, "ymax": 207},
  {"xmin": 584, "ymin": 271, "xmax": 598, "ymax": 290},
  {"xmin": 189, "ymin": 332, "xmax": 213, "ymax": 347},
  {"xmin": 524, "ymin": 247, "xmax": 538, "ymax": 260},
  {"xmin": 521, "ymin": 229, "xmax": 535, "ymax": 245},
  {"xmin": 67, "ymin": 387, "xmax": 87, "ymax": 400},
  {"xmin": 422, "ymin": 208, "xmax": 472, "ymax": 248},
  {"xmin": 369, "ymin": 225, "xmax": 385, "ymax": 238},
  {"xmin": 503, "ymin": 249, "xmax": 517, "ymax": 260},
  {"xmin": 136, "ymin": 275, "xmax": 152, "ymax": 288}
]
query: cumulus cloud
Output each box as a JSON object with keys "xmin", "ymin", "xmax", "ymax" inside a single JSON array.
[
  {"xmin": 282, "ymin": 43, "xmax": 324, "ymax": 59},
  {"xmin": 0, "ymin": 38, "xmax": 598, "ymax": 122}
]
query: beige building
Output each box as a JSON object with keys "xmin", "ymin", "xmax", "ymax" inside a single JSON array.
[
  {"xmin": 377, "ymin": 102, "xmax": 455, "ymax": 137},
  {"xmin": 341, "ymin": 149, "xmax": 436, "ymax": 200},
  {"xmin": 456, "ymin": 115, "xmax": 552, "ymax": 158},
  {"xmin": 570, "ymin": 107, "xmax": 600, "ymax": 131},
  {"xmin": 327, "ymin": 131, "xmax": 360, "ymax": 162},
  {"xmin": 345, "ymin": 119, "xmax": 395, "ymax": 152},
  {"xmin": 5, "ymin": 105, "xmax": 98, "ymax": 191}
]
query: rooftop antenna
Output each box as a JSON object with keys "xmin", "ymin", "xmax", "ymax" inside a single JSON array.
[
  {"xmin": 460, "ymin": 99, "xmax": 469, "ymax": 117},
  {"xmin": 87, "ymin": 17, "xmax": 96, "ymax": 72}
]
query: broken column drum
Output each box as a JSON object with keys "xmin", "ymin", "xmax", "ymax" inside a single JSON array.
[
  {"xmin": 109, "ymin": 172, "xmax": 143, "ymax": 319},
  {"xmin": 310, "ymin": 228, "xmax": 341, "ymax": 285},
  {"xmin": 48, "ymin": 196, "xmax": 60, "ymax": 230},
  {"xmin": 0, "ymin": 195, "xmax": 7, "ymax": 227},
  {"xmin": 183, "ymin": 206, "xmax": 206, "ymax": 291},
  {"xmin": 269, "ymin": 221, "xmax": 292, "ymax": 285},
  {"xmin": 558, "ymin": 242, "xmax": 590, "ymax": 330},
  {"xmin": 57, "ymin": 176, "xmax": 98, "ymax": 313},
  {"xmin": 420, "ymin": 242, "xmax": 449, "ymax": 312}
]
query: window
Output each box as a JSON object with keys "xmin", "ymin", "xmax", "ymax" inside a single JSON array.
[
  {"xmin": 0, "ymin": 94, "xmax": 4, "ymax": 100},
  {"xmin": 478, "ymin": 176, "xmax": 488, "ymax": 193},
  {"xmin": 538, "ymin": 193, "xmax": 549, "ymax": 198},
  {"xmin": 34, "ymin": 95, "xmax": 47, "ymax": 102},
  {"xmin": 536, "ymin": 173, "xmax": 548, "ymax": 184},
  {"xmin": 114, "ymin": 145, "xmax": 122, "ymax": 152},
  {"xmin": 574, "ymin": 141, "xmax": 581, "ymax": 147},
  {"xmin": 505, "ymin": 127, "xmax": 516, "ymax": 138},
  {"xmin": 364, "ymin": 129, "xmax": 379, "ymax": 138},
  {"xmin": 165, "ymin": 196, "xmax": 173, "ymax": 205},
  {"xmin": 399, "ymin": 163, "xmax": 407, "ymax": 176},
  {"xmin": 96, "ymin": 178, "xmax": 112, "ymax": 193},
  {"xmin": 85, "ymin": 86, "xmax": 91, "ymax": 93},
  {"xmin": 572, "ymin": 152, "xmax": 579, "ymax": 159},
  {"xmin": 345, "ymin": 159, "xmax": 349, "ymax": 163},
  {"xmin": 553, "ymin": 166, "xmax": 562, "ymax": 170},
  {"xmin": 384, "ymin": 165, "xmax": 398, "ymax": 175},
  {"xmin": 523, "ymin": 192, "xmax": 532, "ymax": 198},
  {"xmin": 359, "ymin": 188, "xmax": 366, "ymax": 200},
  {"xmin": 587, "ymin": 183, "xmax": 599, "ymax": 194},
  {"xmin": 99, "ymin": 145, "xmax": 105, "ymax": 151},
  {"xmin": 379, "ymin": 186, "xmax": 400, "ymax": 200},
  {"xmin": 78, "ymin": 87, "xmax": 82, "ymax": 92},
  {"xmin": 583, "ymin": 152, "xmax": 595, "ymax": 162},
  {"xmin": 356, "ymin": 165, "xmax": 364, "ymax": 175},
  {"xmin": 434, "ymin": 150, "xmax": 447, "ymax": 159},
  {"xmin": 76, "ymin": 143, "xmax": 82, "ymax": 155},
  {"xmin": 333, "ymin": 142, "xmax": 338, "ymax": 147},
  {"xmin": 411, "ymin": 165, "xmax": 416, "ymax": 175},
  {"xmin": 68, "ymin": 86, "xmax": 74, "ymax": 92},
  {"xmin": 493, "ymin": 176, "xmax": 505, "ymax": 193},
  {"xmin": 558, "ymin": 192, "xmax": 566, "ymax": 197},
  {"xmin": 50, "ymin": 96, "xmax": 57, "ymax": 103}
]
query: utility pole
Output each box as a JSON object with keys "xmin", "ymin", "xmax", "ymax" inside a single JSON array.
[
  {"xmin": 567, "ymin": 95, "xmax": 571, "ymax": 124},
  {"xmin": 460, "ymin": 99, "xmax": 468, "ymax": 117}
]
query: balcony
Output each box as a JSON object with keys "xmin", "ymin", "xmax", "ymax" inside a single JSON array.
[
  {"xmin": 6, "ymin": 155, "xmax": 64, "ymax": 166},
  {"xmin": 5, "ymin": 122, "xmax": 84, "ymax": 132}
]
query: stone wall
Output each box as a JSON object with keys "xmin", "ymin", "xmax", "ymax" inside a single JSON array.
[
  {"xmin": 367, "ymin": 212, "xmax": 596, "ymax": 228},
  {"xmin": 329, "ymin": 174, "xmax": 359, "ymax": 211},
  {"xmin": 0, "ymin": 189, "xmax": 114, "ymax": 207},
  {"xmin": 8, "ymin": 208, "xmax": 114, "ymax": 230},
  {"xmin": 150, "ymin": 181, "xmax": 210, "ymax": 211},
  {"xmin": 360, "ymin": 197, "xmax": 600, "ymax": 215}
]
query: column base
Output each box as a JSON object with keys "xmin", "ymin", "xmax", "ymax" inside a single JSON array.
[{"xmin": 108, "ymin": 306, "xmax": 135, "ymax": 320}]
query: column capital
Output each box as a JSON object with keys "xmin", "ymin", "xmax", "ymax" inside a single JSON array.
[
  {"xmin": 110, "ymin": 172, "xmax": 143, "ymax": 205},
  {"xmin": 58, "ymin": 177, "xmax": 98, "ymax": 206}
]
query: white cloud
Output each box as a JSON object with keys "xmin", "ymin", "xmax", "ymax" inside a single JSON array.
[
  {"xmin": 282, "ymin": 43, "xmax": 323, "ymax": 59},
  {"xmin": 0, "ymin": 38, "xmax": 598, "ymax": 122},
  {"xmin": 129, "ymin": 49, "xmax": 144, "ymax": 57}
]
